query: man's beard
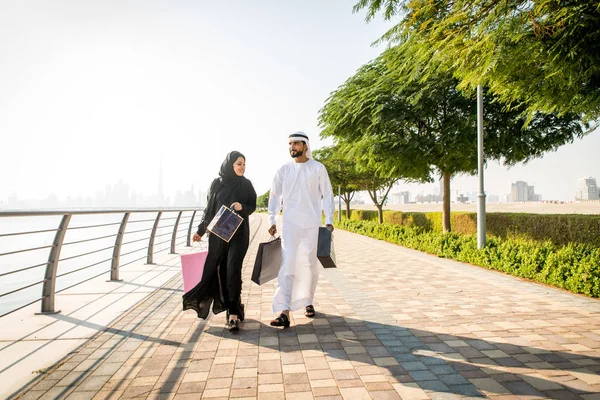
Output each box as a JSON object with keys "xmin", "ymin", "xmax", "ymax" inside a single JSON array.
[{"xmin": 290, "ymin": 149, "xmax": 304, "ymax": 158}]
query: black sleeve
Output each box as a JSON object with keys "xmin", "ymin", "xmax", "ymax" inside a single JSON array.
[
  {"xmin": 238, "ymin": 179, "xmax": 257, "ymax": 219},
  {"xmin": 197, "ymin": 178, "xmax": 220, "ymax": 236}
]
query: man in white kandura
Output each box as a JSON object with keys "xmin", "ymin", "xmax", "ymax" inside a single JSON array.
[{"xmin": 267, "ymin": 131, "xmax": 335, "ymax": 328}]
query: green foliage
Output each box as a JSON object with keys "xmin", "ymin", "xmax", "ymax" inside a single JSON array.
[
  {"xmin": 353, "ymin": 0, "xmax": 600, "ymax": 121},
  {"xmin": 313, "ymin": 145, "xmax": 398, "ymax": 223},
  {"xmin": 349, "ymin": 210, "xmax": 379, "ymax": 222},
  {"xmin": 350, "ymin": 210, "xmax": 600, "ymax": 248},
  {"xmin": 346, "ymin": 209, "xmax": 600, "ymax": 248},
  {"xmin": 256, "ymin": 190, "xmax": 270, "ymax": 210},
  {"xmin": 313, "ymin": 146, "xmax": 360, "ymax": 195},
  {"xmin": 485, "ymin": 214, "xmax": 600, "ymax": 248},
  {"xmin": 337, "ymin": 219, "xmax": 600, "ymax": 298}
]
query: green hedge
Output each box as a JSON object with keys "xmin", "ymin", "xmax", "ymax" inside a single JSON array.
[
  {"xmin": 333, "ymin": 210, "xmax": 600, "ymax": 247},
  {"xmin": 335, "ymin": 219, "xmax": 600, "ymax": 298}
]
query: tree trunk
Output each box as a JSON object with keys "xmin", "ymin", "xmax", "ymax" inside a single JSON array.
[
  {"xmin": 442, "ymin": 171, "xmax": 451, "ymax": 233},
  {"xmin": 376, "ymin": 204, "xmax": 383, "ymax": 224},
  {"xmin": 344, "ymin": 199, "xmax": 351, "ymax": 219}
]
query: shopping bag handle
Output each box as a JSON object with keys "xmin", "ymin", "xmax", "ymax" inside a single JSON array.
[{"xmin": 268, "ymin": 235, "xmax": 279, "ymax": 242}]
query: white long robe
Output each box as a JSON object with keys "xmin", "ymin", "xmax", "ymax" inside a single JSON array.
[{"xmin": 268, "ymin": 158, "xmax": 334, "ymax": 312}]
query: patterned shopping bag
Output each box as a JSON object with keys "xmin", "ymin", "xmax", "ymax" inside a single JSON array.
[{"xmin": 207, "ymin": 205, "xmax": 243, "ymax": 242}]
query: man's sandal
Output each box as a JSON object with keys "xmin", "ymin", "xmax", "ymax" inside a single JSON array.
[
  {"xmin": 270, "ymin": 313, "xmax": 290, "ymax": 328},
  {"xmin": 305, "ymin": 305, "xmax": 316, "ymax": 318}
]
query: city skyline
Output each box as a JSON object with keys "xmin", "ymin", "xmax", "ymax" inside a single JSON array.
[
  {"xmin": 0, "ymin": 177, "xmax": 207, "ymax": 210},
  {"xmin": 5, "ymin": 169, "xmax": 599, "ymax": 210}
]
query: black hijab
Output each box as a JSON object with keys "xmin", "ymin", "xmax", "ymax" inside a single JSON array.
[
  {"xmin": 219, "ymin": 151, "xmax": 245, "ymax": 183},
  {"xmin": 211, "ymin": 151, "xmax": 246, "ymax": 208}
]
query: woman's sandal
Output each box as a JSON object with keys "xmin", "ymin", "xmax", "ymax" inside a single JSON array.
[
  {"xmin": 304, "ymin": 305, "xmax": 316, "ymax": 318},
  {"xmin": 270, "ymin": 313, "xmax": 290, "ymax": 328},
  {"xmin": 227, "ymin": 318, "xmax": 240, "ymax": 332},
  {"xmin": 226, "ymin": 304, "xmax": 245, "ymax": 323}
]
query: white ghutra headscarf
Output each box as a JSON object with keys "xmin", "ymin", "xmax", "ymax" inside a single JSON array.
[{"xmin": 289, "ymin": 131, "xmax": 311, "ymax": 159}]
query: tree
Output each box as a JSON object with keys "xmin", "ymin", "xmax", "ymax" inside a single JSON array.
[
  {"xmin": 314, "ymin": 145, "xmax": 398, "ymax": 222},
  {"xmin": 257, "ymin": 190, "xmax": 269, "ymax": 210},
  {"xmin": 354, "ymin": 167, "xmax": 398, "ymax": 224},
  {"xmin": 320, "ymin": 45, "xmax": 585, "ymax": 232},
  {"xmin": 313, "ymin": 146, "xmax": 359, "ymax": 219},
  {"xmin": 353, "ymin": 0, "xmax": 600, "ymax": 122}
]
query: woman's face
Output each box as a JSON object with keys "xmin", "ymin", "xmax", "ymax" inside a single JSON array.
[{"xmin": 233, "ymin": 156, "xmax": 245, "ymax": 176}]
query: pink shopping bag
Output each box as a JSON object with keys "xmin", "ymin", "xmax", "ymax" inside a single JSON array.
[{"xmin": 181, "ymin": 250, "xmax": 208, "ymax": 294}]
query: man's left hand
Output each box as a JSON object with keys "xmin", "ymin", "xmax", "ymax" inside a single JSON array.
[{"xmin": 326, "ymin": 224, "xmax": 334, "ymax": 232}]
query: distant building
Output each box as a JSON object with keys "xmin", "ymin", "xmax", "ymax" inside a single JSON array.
[
  {"xmin": 576, "ymin": 177, "xmax": 599, "ymax": 200},
  {"xmin": 415, "ymin": 193, "xmax": 441, "ymax": 203},
  {"xmin": 457, "ymin": 194, "xmax": 469, "ymax": 203},
  {"xmin": 198, "ymin": 190, "xmax": 207, "ymax": 207},
  {"xmin": 488, "ymin": 194, "xmax": 500, "ymax": 203},
  {"xmin": 391, "ymin": 191, "xmax": 411, "ymax": 204},
  {"xmin": 510, "ymin": 181, "xmax": 540, "ymax": 202}
]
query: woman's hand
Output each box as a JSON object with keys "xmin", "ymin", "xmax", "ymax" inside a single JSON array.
[
  {"xmin": 231, "ymin": 202, "xmax": 242, "ymax": 211},
  {"xmin": 192, "ymin": 233, "xmax": 202, "ymax": 242}
]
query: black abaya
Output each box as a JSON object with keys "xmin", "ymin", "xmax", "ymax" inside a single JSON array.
[{"xmin": 182, "ymin": 152, "xmax": 257, "ymax": 319}]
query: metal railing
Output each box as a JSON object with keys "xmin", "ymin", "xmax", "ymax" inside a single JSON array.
[{"xmin": 0, "ymin": 208, "xmax": 201, "ymax": 317}]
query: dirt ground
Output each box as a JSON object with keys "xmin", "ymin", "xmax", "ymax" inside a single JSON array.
[{"xmin": 352, "ymin": 201, "xmax": 600, "ymax": 215}]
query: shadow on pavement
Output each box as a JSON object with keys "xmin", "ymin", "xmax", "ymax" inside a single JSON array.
[{"xmin": 201, "ymin": 312, "xmax": 600, "ymax": 399}]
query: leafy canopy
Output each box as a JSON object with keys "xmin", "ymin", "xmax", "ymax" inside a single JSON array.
[{"xmin": 353, "ymin": 0, "xmax": 600, "ymax": 121}]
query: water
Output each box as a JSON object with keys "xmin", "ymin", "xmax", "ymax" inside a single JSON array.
[{"xmin": 0, "ymin": 210, "xmax": 200, "ymax": 317}]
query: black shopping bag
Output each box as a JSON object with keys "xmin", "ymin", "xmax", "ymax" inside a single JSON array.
[
  {"xmin": 317, "ymin": 227, "xmax": 336, "ymax": 268},
  {"xmin": 207, "ymin": 205, "xmax": 243, "ymax": 242},
  {"xmin": 251, "ymin": 237, "xmax": 281, "ymax": 285}
]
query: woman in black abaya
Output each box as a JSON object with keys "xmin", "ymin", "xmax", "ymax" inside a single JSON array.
[{"xmin": 182, "ymin": 151, "xmax": 257, "ymax": 331}]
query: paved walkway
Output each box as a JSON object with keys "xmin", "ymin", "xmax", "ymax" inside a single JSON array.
[{"xmin": 11, "ymin": 214, "xmax": 600, "ymax": 400}]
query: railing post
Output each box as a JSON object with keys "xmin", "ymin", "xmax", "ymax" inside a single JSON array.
[
  {"xmin": 147, "ymin": 212, "xmax": 162, "ymax": 265},
  {"xmin": 170, "ymin": 211, "xmax": 182, "ymax": 254},
  {"xmin": 110, "ymin": 212, "xmax": 130, "ymax": 281},
  {"xmin": 186, "ymin": 211, "xmax": 197, "ymax": 247},
  {"xmin": 39, "ymin": 214, "xmax": 71, "ymax": 314}
]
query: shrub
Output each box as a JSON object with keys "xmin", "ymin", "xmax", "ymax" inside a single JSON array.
[{"xmin": 345, "ymin": 209, "xmax": 600, "ymax": 247}]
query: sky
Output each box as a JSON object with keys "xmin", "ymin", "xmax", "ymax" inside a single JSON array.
[{"xmin": 1, "ymin": 0, "xmax": 598, "ymax": 205}]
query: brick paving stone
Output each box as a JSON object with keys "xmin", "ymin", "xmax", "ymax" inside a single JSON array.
[
  {"xmin": 121, "ymin": 384, "xmax": 154, "ymax": 398},
  {"xmin": 258, "ymin": 373, "xmax": 283, "ymax": 385},
  {"xmin": 365, "ymin": 381, "xmax": 394, "ymax": 391},
  {"xmin": 234, "ymin": 368, "xmax": 258, "ymax": 378},
  {"xmin": 92, "ymin": 390, "xmax": 125, "ymax": 399},
  {"xmin": 208, "ymin": 363, "xmax": 235, "ymax": 378},
  {"xmin": 177, "ymin": 381, "xmax": 206, "ymax": 393},
  {"xmin": 153, "ymin": 379, "xmax": 180, "ymax": 393},
  {"xmin": 76, "ymin": 375, "xmax": 111, "ymax": 391},
  {"xmin": 427, "ymin": 392, "xmax": 460, "ymax": 400},
  {"xmin": 285, "ymin": 392, "xmax": 314, "ymax": 400},
  {"xmin": 285, "ymin": 383, "xmax": 312, "ymax": 393},
  {"xmin": 312, "ymin": 386, "xmax": 341, "ymax": 397},
  {"xmin": 255, "ymin": 394, "xmax": 282, "ymax": 400},
  {"xmin": 65, "ymin": 390, "xmax": 99, "ymax": 400}
]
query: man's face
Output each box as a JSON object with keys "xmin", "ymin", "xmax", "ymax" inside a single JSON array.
[{"xmin": 289, "ymin": 140, "xmax": 305, "ymax": 158}]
